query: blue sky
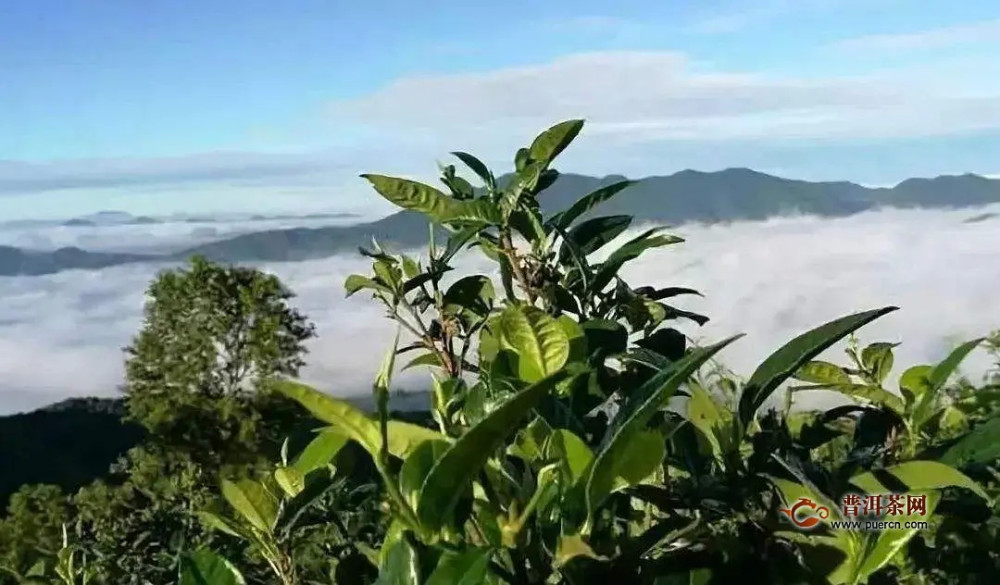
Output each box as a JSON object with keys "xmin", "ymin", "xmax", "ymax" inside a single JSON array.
[{"xmin": 2, "ymin": 0, "xmax": 999, "ymax": 219}]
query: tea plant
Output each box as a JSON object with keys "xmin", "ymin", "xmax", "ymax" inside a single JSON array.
[{"xmin": 190, "ymin": 119, "xmax": 999, "ymax": 584}]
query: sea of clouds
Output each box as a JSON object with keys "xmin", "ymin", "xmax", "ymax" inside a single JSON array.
[
  {"xmin": 0, "ymin": 204, "xmax": 998, "ymax": 415},
  {"xmin": 0, "ymin": 215, "xmax": 363, "ymax": 255}
]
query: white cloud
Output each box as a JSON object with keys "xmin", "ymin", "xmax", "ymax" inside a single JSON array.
[
  {"xmin": 831, "ymin": 18, "xmax": 1000, "ymax": 52},
  {"xmin": 1, "ymin": 204, "xmax": 998, "ymax": 415},
  {"xmin": 327, "ymin": 51, "xmax": 1000, "ymax": 152},
  {"xmin": 0, "ymin": 215, "xmax": 363, "ymax": 254}
]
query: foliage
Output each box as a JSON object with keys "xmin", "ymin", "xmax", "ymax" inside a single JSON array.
[
  {"xmin": 0, "ymin": 399, "xmax": 143, "ymax": 508},
  {"xmin": 263, "ymin": 119, "xmax": 1000, "ymax": 584},
  {"xmin": 123, "ymin": 255, "xmax": 316, "ymax": 461},
  {"xmin": 1, "ymin": 120, "xmax": 999, "ymax": 585}
]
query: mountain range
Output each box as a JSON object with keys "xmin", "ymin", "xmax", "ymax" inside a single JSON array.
[{"xmin": 2, "ymin": 168, "xmax": 999, "ymax": 276}]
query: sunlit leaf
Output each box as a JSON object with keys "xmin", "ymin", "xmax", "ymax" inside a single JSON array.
[
  {"xmin": 179, "ymin": 548, "xmax": 246, "ymax": 585},
  {"xmin": 361, "ymin": 174, "xmax": 500, "ymax": 226},
  {"xmin": 794, "ymin": 361, "xmax": 851, "ymax": 385},
  {"xmin": 545, "ymin": 429, "xmax": 594, "ymax": 485},
  {"xmin": 376, "ymin": 534, "xmax": 421, "ymax": 585},
  {"xmin": 292, "ymin": 430, "xmax": 348, "ymax": 476},
  {"xmin": 277, "ymin": 381, "xmax": 444, "ymax": 459},
  {"xmin": 850, "ymin": 460, "xmax": 988, "ymax": 500},
  {"xmin": 345, "ymin": 274, "xmax": 392, "ymax": 298},
  {"xmin": 611, "ymin": 430, "xmax": 665, "ymax": 490},
  {"xmin": 498, "ymin": 304, "xmax": 571, "ymax": 382},
  {"xmin": 273, "ymin": 466, "xmax": 306, "ymax": 498},
  {"xmin": 220, "ymin": 479, "xmax": 279, "ymax": 533}
]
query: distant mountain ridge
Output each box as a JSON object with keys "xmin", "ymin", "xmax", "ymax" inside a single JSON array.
[
  {"xmin": 175, "ymin": 169, "xmax": 1000, "ymax": 263},
  {"xmin": 2, "ymin": 169, "xmax": 999, "ymax": 276}
]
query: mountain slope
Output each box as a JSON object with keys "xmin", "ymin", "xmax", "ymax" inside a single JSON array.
[
  {"xmin": 0, "ymin": 246, "xmax": 153, "ymax": 276},
  {"xmin": 2, "ymin": 169, "xmax": 998, "ymax": 276},
  {"xmin": 178, "ymin": 169, "xmax": 999, "ymax": 262}
]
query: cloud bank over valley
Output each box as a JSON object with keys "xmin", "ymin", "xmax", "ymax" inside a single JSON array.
[{"xmin": 0, "ymin": 204, "xmax": 997, "ymax": 415}]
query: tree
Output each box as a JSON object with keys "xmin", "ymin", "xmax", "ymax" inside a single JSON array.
[
  {"xmin": 61, "ymin": 256, "xmax": 321, "ymax": 584},
  {"xmin": 0, "ymin": 485, "xmax": 70, "ymax": 574},
  {"xmin": 123, "ymin": 255, "xmax": 316, "ymax": 463}
]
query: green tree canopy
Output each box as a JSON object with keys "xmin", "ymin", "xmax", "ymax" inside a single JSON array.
[{"xmin": 123, "ymin": 255, "xmax": 315, "ymax": 447}]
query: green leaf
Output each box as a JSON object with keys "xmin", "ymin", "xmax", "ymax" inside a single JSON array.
[
  {"xmin": 767, "ymin": 477, "xmax": 842, "ymax": 522},
  {"xmin": 399, "ymin": 439, "xmax": 451, "ymax": 511},
  {"xmin": 612, "ymin": 430, "xmax": 665, "ymax": 489},
  {"xmin": 939, "ymin": 417, "xmax": 1000, "ymax": 467},
  {"xmin": 545, "ymin": 429, "xmax": 594, "ymax": 485},
  {"xmin": 528, "ymin": 119, "xmax": 584, "ymax": 168},
  {"xmin": 274, "ymin": 466, "xmax": 306, "ymax": 498},
  {"xmin": 425, "ymin": 548, "xmax": 492, "ymax": 585},
  {"xmin": 440, "ymin": 227, "xmax": 480, "ymax": 264},
  {"xmin": 685, "ymin": 384, "xmax": 730, "ymax": 461},
  {"xmin": 854, "ymin": 494, "xmax": 940, "ymax": 583},
  {"xmin": 556, "ymin": 314, "xmax": 588, "ymax": 361},
  {"xmin": 277, "ymin": 381, "xmax": 443, "ymax": 459},
  {"xmin": 439, "ymin": 198, "xmax": 503, "ymax": 226},
  {"xmin": 800, "ymin": 383, "xmax": 904, "ymax": 413},
  {"xmin": 402, "ymin": 352, "xmax": 443, "ymax": 371},
  {"xmin": 514, "ymin": 147, "xmax": 530, "ymax": 172},
  {"xmin": 373, "ymin": 259, "xmax": 402, "ymax": 294},
  {"xmin": 220, "ymin": 479, "xmax": 279, "ymax": 533},
  {"xmin": 416, "ymin": 370, "xmax": 571, "ymax": 532},
  {"xmin": 560, "ymin": 215, "xmax": 632, "ymax": 262},
  {"xmin": 400, "ymin": 254, "xmax": 421, "ymax": 279},
  {"xmin": 861, "ymin": 342, "xmax": 897, "ymax": 384},
  {"xmin": 555, "ymin": 533, "xmax": 607, "ymax": 567},
  {"xmin": 737, "ymin": 307, "xmax": 898, "ymax": 430},
  {"xmin": 509, "ymin": 208, "xmax": 548, "ymax": 245},
  {"xmin": 928, "ymin": 338, "xmax": 985, "ymax": 389},
  {"xmin": 376, "ymin": 534, "xmax": 421, "ymax": 585},
  {"xmin": 179, "ymin": 548, "xmax": 246, "ymax": 585},
  {"xmin": 587, "ymin": 336, "xmax": 741, "ymax": 517},
  {"xmin": 591, "ymin": 229, "xmax": 684, "ymax": 292},
  {"xmin": 360, "ymin": 174, "xmax": 454, "ymax": 219},
  {"xmin": 345, "ymin": 274, "xmax": 392, "ymax": 297},
  {"xmin": 794, "ymin": 361, "xmax": 851, "ymax": 385},
  {"xmin": 548, "ymin": 180, "xmax": 636, "ymax": 231},
  {"xmin": 292, "ymin": 430, "xmax": 348, "ymax": 476},
  {"xmin": 498, "ymin": 305, "xmax": 571, "ymax": 382},
  {"xmin": 361, "ymin": 174, "xmax": 500, "ymax": 226},
  {"xmin": 387, "ymin": 421, "xmax": 448, "ymax": 460},
  {"xmin": 195, "ymin": 511, "xmax": 249, "ymax": 540},
  {"xmin": 899, "ymin": 365, "xmax": 932, "ymax": 405},
  {"xmin": 277, "ymin": 381, "xmax": 382, "ymax": 455},
  {"xmin": 850, "ymin": 460, "xmax": 988, "ymax": 500},
  {"xmin": 451, "ymin": 151, "xmax": 496, "ymax": 190}
]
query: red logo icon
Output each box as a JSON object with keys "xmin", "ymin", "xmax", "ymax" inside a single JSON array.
[{"xmin": 779, "ymin": 497, "xmax": 830, "ymax": 529}]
